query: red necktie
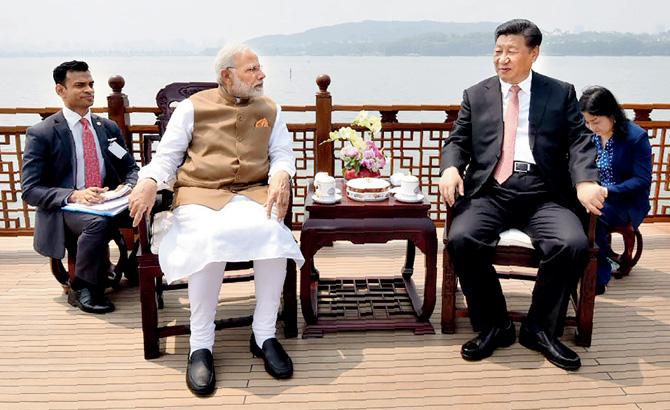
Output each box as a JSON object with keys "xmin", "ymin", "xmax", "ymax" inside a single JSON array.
[
  {"xmin": 494, "ymin": 84, "xmax": 521, "ymax": 184},
  {"xmin": 80, "ymin": 118, "xmax": 102, "ymax": 188}
]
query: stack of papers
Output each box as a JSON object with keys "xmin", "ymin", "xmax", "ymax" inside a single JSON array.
[
  {"xmin": 62, "ymin": 195, "xmax": 129, "ymax": 217},
  {"xmin": 100, "ymin": 185, "xmax": 131, "ymax": 201}
]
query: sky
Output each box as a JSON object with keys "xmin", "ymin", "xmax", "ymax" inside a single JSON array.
[{"xmin": 2, "ymin": 0, "xmax": 669, "ymax": 53}]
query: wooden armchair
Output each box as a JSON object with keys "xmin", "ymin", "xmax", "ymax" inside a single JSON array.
[
  {"xmin": 137, "ymin": 82, "xmax": 298, "ymax": 360},
  {"xmin": 441, "ymin": 210, "xmax": 598, "ymax": 347},
  {"xmin": 608, "ymin": 223, "xmax": 643, "ymax": 278},
  {"xmin": 50, "ymin": 225, "xmax": 137, "ymax": 293}
]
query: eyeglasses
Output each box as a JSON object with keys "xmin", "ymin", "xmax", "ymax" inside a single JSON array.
[{"xmin": 226, "ymin": 65, "xmax": 264, "ymax": 75}]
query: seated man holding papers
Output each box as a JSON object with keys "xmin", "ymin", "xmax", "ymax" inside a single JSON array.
[{"xmin": 21, "ymin": 60, "xmax": 139, "ymax": 314}]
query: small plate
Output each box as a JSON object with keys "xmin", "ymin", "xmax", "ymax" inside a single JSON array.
[
  {"xmin": 312, "ymin": 193, "xmax": 342, "ymax": 204},
  {"xmin": 394, "ymin": 192, "xmax": 425, "ymax": 203}
]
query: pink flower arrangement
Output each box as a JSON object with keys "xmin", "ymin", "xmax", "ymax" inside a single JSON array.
[{"xmin": 325, "ymin": 111, "xmax": 387, "ymax": 178}]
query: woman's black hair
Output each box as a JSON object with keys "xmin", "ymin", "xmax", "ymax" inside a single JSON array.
[{"xmin": 579, "ymin": 86, "xmax": 628, "ymax": 137}]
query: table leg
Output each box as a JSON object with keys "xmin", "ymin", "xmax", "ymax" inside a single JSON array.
[
  {"xmin": 310, "ymin": 259, "xmax": 320, "ymax": 281},
  {"xmin": 401, "ymin": 240, "xmax": 415, "ymax": 279},
  {"xmin": 300, "ymin": 240, "xmax": 318, "ymax": 325}
]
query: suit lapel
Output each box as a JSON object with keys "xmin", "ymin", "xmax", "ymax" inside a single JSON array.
[
  {"xmin": 53, "ymin": 111, "xmax": 77, "ymax": 184},
  {"xmin": 529, "ymin": 71, "xmax": 551, "ymax": 151},
  {"xmin": 90, "ymin": 115, "xmax": 109, "ymax": 153},
  {"xmin": 484, "ymin": 77, "xmax": 504, "ymax": 152}
]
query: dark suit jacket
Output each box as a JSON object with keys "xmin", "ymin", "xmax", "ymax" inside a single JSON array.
[
  {"xmin": 605, "ymin": 121, "xmax": 652, "ymax": 227},
  {"xmin": 440, "ymin": 71, "xmax": 599, "ymax": 208},
  {"xmin": 21, "ymin": 111, "xmax": 139, "ymax": 259}
]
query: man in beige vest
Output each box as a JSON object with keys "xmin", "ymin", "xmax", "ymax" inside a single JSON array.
[{"xmin": 129, "ymin": 44, "xmax": 304, "ymax": 396}]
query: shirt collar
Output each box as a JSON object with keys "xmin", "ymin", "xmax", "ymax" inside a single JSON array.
[
  {"xmin": 62, "ymin": 106, "xmax": 93, "ymax": 129},
  {"xmin": 499, "ymin": 71, "xmax": 533, "ymax": 97}
]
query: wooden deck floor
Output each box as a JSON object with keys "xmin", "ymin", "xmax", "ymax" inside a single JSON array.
[{"xmin": 1, "ymin": 224, "xmax": 669, "ymax": 409}]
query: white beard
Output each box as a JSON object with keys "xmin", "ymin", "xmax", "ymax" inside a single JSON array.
[{"xmin": 231, "ymin": 74, "xmax": 263, "ymax": 98}]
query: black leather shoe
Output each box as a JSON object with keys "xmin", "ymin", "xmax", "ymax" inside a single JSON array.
[
  {"xmin": 461, "ymin": 321, "xmax": 516, "ymax": 361},
  {"xmin": 67, "ymin": 287, "xmax": 115, "ymax": 314},
  {"xmin": 596, "ymin": 283, "xmax": 607, "ymax": 295},
  {"xmin": 186, "ymin": 349, "xmax": 216, "ymax": 396},
  {"xmin": 519, "ymin": 325, "xmax": 581, "ymax": 371},
  {"xmin": 250, "ymin": 334, "xmax": 293, "ymax": 379}
]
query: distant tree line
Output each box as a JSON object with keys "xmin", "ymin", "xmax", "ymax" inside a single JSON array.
[{"xmin": 247, "ymin": 31, "xmax": 670, "ymax": 56}]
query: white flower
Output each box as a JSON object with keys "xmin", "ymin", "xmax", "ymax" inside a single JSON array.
[
  {"xmin": 325, "ymin": 111, "xmax": 385, "ymax": 173},
  {"xmin": 353, "ymin": 110, "xmax": 369, "ymax": 125},
  {"xmin": 369, "ymin": 116, "xmax": 382, "ymax": 136}
]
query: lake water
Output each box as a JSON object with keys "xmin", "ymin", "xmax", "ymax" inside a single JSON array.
[{"xmin": 2, "ymin": 55, "xmax": 670, "ymax": 125}]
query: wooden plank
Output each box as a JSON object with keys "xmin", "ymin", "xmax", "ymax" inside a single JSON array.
[{"xmin": 0, "ymin": 224, "xmax": 669, "ymax": 408}]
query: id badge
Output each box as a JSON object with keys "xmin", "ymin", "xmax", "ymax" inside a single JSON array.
[{"xmin": 108, "ymin": 141, "xmax": 127, "ymax": 159}]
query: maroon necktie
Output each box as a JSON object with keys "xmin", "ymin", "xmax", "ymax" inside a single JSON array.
[
  {"xmin": 80, "ymin": 118, "xmax": 102, "ymax": 188},
  {"xmin": 494, "ymin": 84, "xmax": 521, "ymax": 184}
]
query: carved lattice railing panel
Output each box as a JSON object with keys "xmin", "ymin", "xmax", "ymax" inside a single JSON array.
[
  {"xmin": 0, "ymin": 128, "xmax": 32, "ymax": 234},
  {"xmin": 640, "ymin": 122, "xmax": 670, "ymax": 221},
  {"xmin": 289, "ymin": 125, "xmax": 316, "ymax": 227},
  {"xmin": 1, "ymin": 105, "xmax": 669, "ymax": 236}
]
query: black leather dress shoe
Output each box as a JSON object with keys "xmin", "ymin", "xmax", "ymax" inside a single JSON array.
[
  {"xmin": 461, "ymin": 321, "xmax": 516, "ymax": 361},
  {"xmin": 67, "ymin": 287, "xmax": 115, "ymax": 314},
  {"xmin": 519, "ymin": 325, "xmax": 581, "ymax": 371},
  {"xmin": 596, "ymin": 283, "xmax": 607, "ymax": 295},
  {"xmin": 250, "ymin": 334, "xmax": 293, "ymax": 379},
  {"xmin": 186, "ymin": 349, "xmax": 216, "ymax": 396}
]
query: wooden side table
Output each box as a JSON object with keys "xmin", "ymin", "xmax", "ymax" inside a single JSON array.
[{"xmin": 300, "ymin": 179, "xmax": 437, "ymax": 337}]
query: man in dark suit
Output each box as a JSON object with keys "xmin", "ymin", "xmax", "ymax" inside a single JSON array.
[
  {"xmin": 439, "ymin": 19, "xmax": 607, "ymax": 370},
  {"xmin": 22, "ymin": 61, "xmax": 139, "ymax": 314}
]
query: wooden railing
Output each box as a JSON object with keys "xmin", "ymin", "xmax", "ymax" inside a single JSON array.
[{"xmin": 1, "ymin": 75, "xmax": 669, "ymax": 236}]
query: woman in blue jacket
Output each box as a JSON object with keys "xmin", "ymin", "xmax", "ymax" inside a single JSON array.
[{"xmin": 579, "ymin": 86, "xmax": 652, "ymax": 295}]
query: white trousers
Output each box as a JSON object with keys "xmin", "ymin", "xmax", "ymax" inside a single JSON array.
[{"xmin": 188, "ymin": 258, "xmax": 287, "ymax": 355}]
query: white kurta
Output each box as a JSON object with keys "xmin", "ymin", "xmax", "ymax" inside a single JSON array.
[{"xmin": 139, "ymin": 99, "xmax": 304, "ymax": 284}]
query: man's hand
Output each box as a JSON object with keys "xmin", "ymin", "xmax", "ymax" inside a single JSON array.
[
  {"xmin": 265, "ymin": 171, "xmax": 291, "ymax": 221},
  {"xmin": 68, "ymin": 187, "xmax": 108, "ymax": 205},
  {"xmin": 129, "ymin": 178, "xmax": 158, "ymax": 227},
  {"xmin": 439, "ymin": 167, "xmax": 464, "ymax": 207},
  {"xmin": 576, "ymin": 181, "xmax": 607, "ymax": 216}
]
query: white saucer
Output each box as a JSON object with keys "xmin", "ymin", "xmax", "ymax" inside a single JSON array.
[
  {"xmin": 394, "ymin": 192, "xmax": 425, "ymax": 203},
  {"xmin": 312, "ymin": 193, "xmax": 342, "ymax": 204}
]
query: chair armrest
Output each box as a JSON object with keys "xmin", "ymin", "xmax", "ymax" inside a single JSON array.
[
  {"xmin": 587, "ymin": 213, "xmax": 598, "ymax": 249},
  {"xmin": 138, "ymin": 189, "xmax": 173, "ymax": 255},
  {"xmin": 282, "ymin": 179, "xmax": 295, "ymax": 230},
  {"xmin": 141, "ymin": 134, "xmax": 161, "ymax": 165}
]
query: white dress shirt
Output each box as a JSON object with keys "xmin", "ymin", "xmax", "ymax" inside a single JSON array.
[
  {"xmin": 62, "ymin": 107, "xmax": 106, "ymax": 189},
  {"xmin": 137, "ymin": 98, "xmax": 304, "ymax": 283},
  {"xmin": 500, "ymin": 72, "xmax": 535, "ymax": 164}
]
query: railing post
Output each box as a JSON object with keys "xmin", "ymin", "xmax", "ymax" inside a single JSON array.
[
  {"xmin": 445, "ymin": 108, "xmax": 459, "ymax": 124},
  {"xmin": 633, "ymin": 108, "xmax": 652, "ymax": 122},
  {"xmin": 107, "ymin": 75, "xmax": 133, "ymax": 154},
  {"xmin": 379, "ymin": 110, "xmax": 399, "ymax": 123},
  {"xmin": 315, "ymin": 74, "xmax": 334, "ymax": 176}
]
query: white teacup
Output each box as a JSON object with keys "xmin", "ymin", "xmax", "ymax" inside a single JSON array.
[
  {"xmin": 389, "ymin": 172, "xmax": 405, "ymax": 187},
  {"xmin": 315, "ymin": 175, "xmax": 336, "ymax": 200},
  {"xmin": 314, "ymin": 172, "xmax": 330, "ymax": 189},
  {"xmin": 398, "ymin": 174, "xmax": 420, "ymax": 197}
]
